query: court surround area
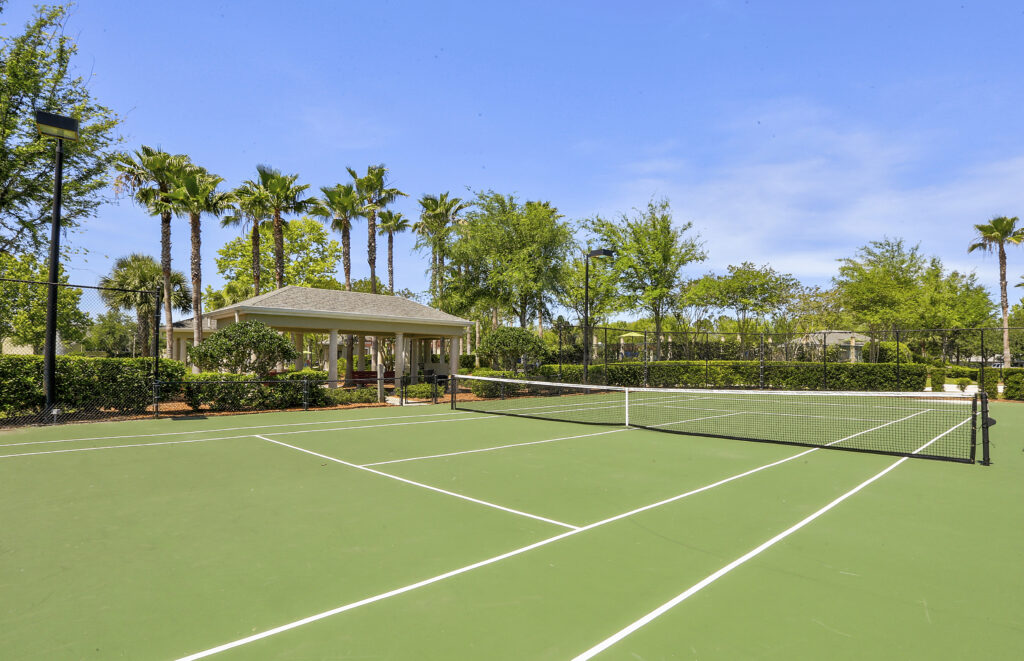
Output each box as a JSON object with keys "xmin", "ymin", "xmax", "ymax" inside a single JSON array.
[{"xmin": 1, "ymin": 393, "xmax": 1021, "ymax": 660}]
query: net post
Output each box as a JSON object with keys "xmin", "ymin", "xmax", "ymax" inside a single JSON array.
[
  {"xmin": 449, "ymin": 375, "xmax": 456, "ymax": 409},
  {"xmin": 624, "ymin": 387, "xmax": 630, "ymax": 427},
  {"xmin": 153, "ymin": 380, "xmax": 160, "ymax": 419},
  {"xmin": 822, "ymin": 331, "xmax": 828, "ymax": 390},
  {"xmin": 759, "ymin": 333, "xmax": 765, "ymax": 389},
  {"xmin": 981, "ymin": 391, "xmax": 991, "ymax": 466},
  {"xmin": 604, "ymin": 326, "xmax": 608, "ymax": 385},
  {"xmin": 557, "ymin": 325, "xmax": 563, "ymax": 381},
  {"xmin": 705, "ymin": 331, "xmax": 710, "ymax": 387},
  {"xmin": 969, "ymin": 393, "xmax": 978, "ymax": 462}
]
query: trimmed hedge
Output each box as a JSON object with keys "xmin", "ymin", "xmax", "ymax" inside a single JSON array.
[
  {"xmin": 177, "ymin": 369, "xmax": 385, "ymax": 411},
  {"xmin": 929, "ymin": 368, "xmax": 946, "ymax": 391},
  {"xmin": 1004, "ymin": 373, "xmax": 1024, "ymax": 400},
  {"xmin": 459, "ymin": 354, "xmax": 477, "ymax": 370},
  {"xmin": 537, "ymin": 360, "xmax": 928, "ymax": 391},
  {"xmin": 0, "ymin": 354, "xmax": 184, "ymax": 420}
]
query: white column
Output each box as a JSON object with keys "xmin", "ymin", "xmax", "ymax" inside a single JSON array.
[
  {"xmin": 357, "ymin": 335, "xmax": 366, "ymax": 371},
  {"xmin": 395, "ymin": 332, "xmax": 406, "ymax": 382},
  {"xmin": 371, "ymin": 336, "xmax": 378, "ymax": 371},
  {"xmin": 448, "ymin": 336, "xmax": 460, "ymax": 375},
  {"xmin": 410, "ymin": 339, "xmax": 419, "ymax": 384},
  {"xmin": 177, "ymin": 337, "xmax": 186, "ymax": 363},
  {"xmin": 293, "ymin": 332, "xmax": 304, "ymax": 371},
  {"xmin": 328, "ymin": 330, "xmax": 338, "ymax": 387}
]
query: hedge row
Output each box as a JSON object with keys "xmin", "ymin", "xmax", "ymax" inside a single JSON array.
[
  {"xmin": 537, "ymin": 360, "xmax": 928, "ymax": 391},
  {"xmin": 0, "ymin": 355, "xmax": 185, "ymax": 419},
  {"xmin": 170, "ymin": 369, "xmax": 383, "ymax": 412},
  {"xmin": 1004, "ymin": 373, "xmax": 1024, "ymax": 400}
]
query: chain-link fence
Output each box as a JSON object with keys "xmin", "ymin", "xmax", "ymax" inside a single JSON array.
[
  {"xmin": 544, "ymin": 324, "xmax": 1024, "ymax": 393},
  {"xmin": 0, "ymin": 277, "xmax": 160, "ymax": 426}
]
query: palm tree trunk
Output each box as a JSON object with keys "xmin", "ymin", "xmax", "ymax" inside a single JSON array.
[
  {"xmin": 190, "ymin": 212, "xmax": 203, "ymax": 351},
  {"xmin": 368, "ymin": 210, "xmax": 377, "ymax": 294},
  {"xmin": 1000, "ymin": 244, "xmax": 1010, "ymax": 366},
  {"xmin": 387, "ymin": 232, "xmax": 394, "ymax": 294},
  {"xmin": 137, "ymin": 308, "xmax": 150, "ymax": 358},
  {"xmin": 251, "ymin": 224, "xmax": 261, "ymax": 295},
  {"xmin": 342, "ymin": 223, "xmax": 351, "ymax": 290},
  {"xmin": 273, "ymin": 210, "xmax": 285, "ymax": 289},
  {"xmin": 431, "ymin": 247, "xmax": 438, "ymax": 299},
  {"xmin": 160, "ymin": 208, "xmax": 173, "ymax": 359}
]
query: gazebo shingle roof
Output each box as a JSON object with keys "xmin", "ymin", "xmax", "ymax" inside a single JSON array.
[{"xmin": 209, "ymin": 285, "xmax": 469, "ymax": 325}]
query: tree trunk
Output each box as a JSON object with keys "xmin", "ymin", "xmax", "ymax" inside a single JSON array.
[
  {"xmin": 653, "ymin": 312, "xmax": 663, "ymax": 361},
  {"xmin": 1000, "ymin": 244, "xmax": 1010, "ymax": 366},
  {"xmin": 137, "ymin": 308, "xmax": 150, "ymax": 358},
  {"xmin": 251, "ymin": 223, "xmax": 261, "ymax": 296},
  {"xmin": 160, "ymin": 207, "xmax": 173, "ymax": 359},
  {"xmin": 387, "ymin": 232, "xmax": 394, "ymax": 294},
  {"xmin": 368, "ymin": 209, "xmax": 377, "ymax": 294},
  {"xmin": 190, "ymin": 212, "xmax": 203, "ymax": 350},
  {"xmin": 342, "ymin": 222, "xmax": 351, "ymax": 290},
  {"xmin": 537, "ymin": 311, "xmax": 543, "ymax": 338},
  {"xmin": 273, "ymin": 210, "xmax": 285, "ymax": 289},
  {"xmin": 519, "ymin": 298, "xmax": 528, "ymax": 328}
]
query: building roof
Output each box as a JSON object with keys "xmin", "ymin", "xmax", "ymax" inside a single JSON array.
[
  {"xmin": 207, "ymin": 285, "xmax": 471, "ymax": 327},
  {"xmin": 170, "ymin": 317, "xmax": 217, "ymax": 331}
]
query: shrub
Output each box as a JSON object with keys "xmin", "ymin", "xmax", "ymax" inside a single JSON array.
[
  {"xmin": 405, "ymin": 382, "xmax": 437, "ymax": 400},
  {"xmin": 1004, "ymin": 373, "xmax": 1024, "ymax": 400},
  {"xmin": 956, "ymin": 377, "xmax": 971, "ymax": 392},
  {"xmin": 279, "ymin": 369, "xmax": 330, "ymax": 406},
  {"xmin": 187, "ymin": 320, "xmax": 297, "ymax": 376},
  {"xmin": 477, "ymin": 327, "xmax": 545, "ymax": 372},
  {"xmin": 867, "ymin": 341, "xmax": 912, "ymax": 363},
  {"xmin": 930, "ymin": 368, "xmax": 946, "ymax": 391},
  {"xmin": 459, "ymin": 354, "xmax": 477, "ymax": 370}
]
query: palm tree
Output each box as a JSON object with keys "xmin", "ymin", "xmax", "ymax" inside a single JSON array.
[
  {"xmin": 415, "ymin": 192, "xmax": 468, "ymax": 299},
  {"xmin": 252, "ymin": 165, "xmax": 313, "ymax": 289},
  {"xmin": 113, "ymin": 147, "xmax": 190, "ymax": 358},
  {"xmin": 377, "ymin": 210, "xmax": 411, "ymax": 294},
  {"xmin": 968, "ymin": 216, "xmax": 1024, "ymax": 367},
  {"xmin": 313, "ymin": 183, "xmax": 362, "ymax": 291},
  {"xmin": 168, "ymin": 166, "xmax": 235, "ymax": 348},
  {"xmin": 99, "ymin": 253, "xmax": 191, "ymax": 357},
  {"xmin": 348, "ymin": 164, "xmax": 406, "ymax": 294},
  {"xmin": 221, "ymin": 182, "xmax": 272, "ymax": 296}
]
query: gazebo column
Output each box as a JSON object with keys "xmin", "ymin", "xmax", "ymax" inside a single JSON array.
[
  {"xmin": 370, "ymin": 337, "xmax": 378, "ymax": 371},
  {"xmin": 177, "ymin": 337, "xmax": 187, "ymax": 363},
  {"xmin": 293, "ymin": 332, "xmax": 304, "ymax": 371},
  {"xmin": 448, "ymin": 336, "xmax": 460, "ymax": 376},
  {"xmin": 357, "ymin": 335, "xmax": 366, "ymax": 371},
  {"xmin": 410, "ymin": 339, "xmax": 419, "ymax": 384},
  {"xmin": 395, "ymin": 332, "xmax": 406, "ymax": 382},
  {"xmin": 327, "ymin": 330, "xmax": 338, "ymax": 387}
]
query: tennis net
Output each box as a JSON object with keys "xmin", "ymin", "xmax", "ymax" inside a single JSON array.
[{"xmin": 450, "ymin": 374, "xmax": 984, "ymax": 463}]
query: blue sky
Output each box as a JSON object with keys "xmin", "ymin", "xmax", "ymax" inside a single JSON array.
[{"xmin": 7, "ymin": 0, "xmax": 1024, "ymax": 316}]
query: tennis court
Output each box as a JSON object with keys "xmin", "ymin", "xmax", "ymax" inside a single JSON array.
[{"xmin": 1, "ymin": 385, "xmax": 1022, "ymax": 660}]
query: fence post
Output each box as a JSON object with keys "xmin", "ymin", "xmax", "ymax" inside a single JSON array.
[
  {"xmin": 759, "ymin": 333, "xmax": 765, "ymax": 389},
  {"xmin": 558, "ymin": 326, "xmax": 563, "ymax": 381},
  {"xmin": 302, "ymin": 379, "xmax": 309, "ymax": 411},
  {"xmin": 643, "ymin": 330, "xmax": 649, "ymax": 387},
  {"xmin": 980, "ymin": 329, "xmax": 986, "ymax": 395},
  {"xmin": 704, "ymin": 331, "xmax": 710, "ymax": 388},
  {"xmin": 895, "ymin": 329, "xmax": 901, "ymax": 391},
  {"xmin": 603, "ymin": 326, "xmax": 608, "ymax": 385},
  {"xmin": 822, "ymin": 331, "xmax": 828, "ymax": 390},
  {"xmin": 153, "ymin": 380, "xmax": 160, "ymax": 418}
]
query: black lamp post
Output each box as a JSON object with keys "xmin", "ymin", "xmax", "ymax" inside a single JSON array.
[
  {"xmin": 583, "ymin": 248, "xmax": 615, "ymax": 383},
  {"xmin": 34, "ymin": 110, "xmax": 80, "ymax": 418}
]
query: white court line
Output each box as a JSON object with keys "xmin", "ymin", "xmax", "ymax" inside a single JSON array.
[
  {"xmin": 254, "ymin": 435, "xmax": 580, "ymax": 531},
  {"xmin": 656, "ymin": 403, "xmax": 893, "ymax": 423},
  {"xmin": 570, "ymin": 416, "xmax": 973, "ymax": 660},
  {"xmin": 361, "ymin": 428, "xmax": 630, "ymax": 467},
  {"xmin": 0, "ymin": 416, "xmax": 495, "ymax": 459},
  {"xmin": 173, "ymin": 412, "xmax": 923, "ymax": 661},
  {"xmin": 0, "ymin": 410, "xmax": 469, "ymax": 449}
]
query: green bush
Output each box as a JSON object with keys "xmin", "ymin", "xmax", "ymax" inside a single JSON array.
[
  {"xmin": 945, "ymin": 365, "xmax": 978, "ymax": 380},
  {"xmin": 180, "ymin": 373, "xmax": 308, "ymax": 412},
  {"xmin": 477, "ymin": 327, "xmax": 545, "ymax": 372},
  {"xmin": 405, "ymin": 382, "xmax": 437, "ymax": 400},
  {"xmin": 278, "ymin": 369, "xmax": 330, "ymax": 406},
  {"xmin": 867, "ymin": 341, "xmax": 912, "ymax": 363},
  {"xmin": 324, "ymin": 386, "xmax": 380, "ymax": 405},
  {"xmin": 187, "ymin": 320, "xmax": 297, "ymax": 376},
  {"xmin": 459, "ymin": 354, "xmax": 477, "ymax": 370},
  {"xmin": 0, "ymin": 355, "xmax": 183, "ymax": 420},
  {"xmin": 1004, "ymin": 373, "xmax": 1024, "ymax": 400},
  {"xmin": 930, "ymin": 368, "xmax": 946, "ymax": 391}
]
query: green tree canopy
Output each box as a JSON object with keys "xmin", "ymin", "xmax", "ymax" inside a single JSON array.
[
  {"xmin": 0, "ymin": 3, "xmax": 121, "ymax": 254},
  {"xmin": 702, "ymin": 262, "xmax": 799, "ymax": 335},
  {"xmin": 477, "ymin": 326, "xmax": 546, "ymax": 372},
  {"xmin": 211, "ymin": 217, "xmax": 343, "ymax": 305},
  {"xmin": 833, "ymin": 238, "xmax": 927, "ymax": 331},
  {"xmin": 188, "ymin": 320, "xmax": 297, "ymax": 376},
  {"xmin": 0, "ymin": 251, "xmax": 89, "ymax": 353}
]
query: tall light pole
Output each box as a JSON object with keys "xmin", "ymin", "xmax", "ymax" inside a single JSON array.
[
  {"xmin": 34, "ymin": 110, "xmax": 80, "ymax": 418},
  {"xmin": 583, "ymin": 248, "xmax": 614, "ymax": 383}
]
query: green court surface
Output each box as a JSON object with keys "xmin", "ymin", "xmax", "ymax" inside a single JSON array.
[{"xmin": 1, "ymin": 401, "xmax": 1021, "ymax": 660}]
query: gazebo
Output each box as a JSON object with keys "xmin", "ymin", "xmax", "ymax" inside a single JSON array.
[{"xmin": 162, "ymin": 286, "xmax": 472, "ymax": 383}]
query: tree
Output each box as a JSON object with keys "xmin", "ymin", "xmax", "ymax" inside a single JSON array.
[
  {"xmin": 0, "ymin": 251, "xmax": 89, "ymax": 353},
  {"xmin": 591, "ymin": 198, "xmax": 706, "ymax": 359},
  {"xmin": 221, "ymin": 181, "xmax": 272, "ymax": 297},
  {"xmin": 704, "ymin": 262, "xmax": 799, "ymax": 336},
  {"xmin": 0, "ymin": 4, "xmax": 121, "ymax": 255},
  {"xmin": 449, "ymin": 192, "xmax": 573, "ymax": 329},
  {"xmin": 167, "ymin": 165, "xmax": 234, "ymax": 348},
  {"xmin": 313, "ymin": 183, "xmax": 362, "ymax": 291},
  {"xmin": 833, "ymin": 238, "xmax": 926, "ymax": 332},
  {"xmin": 968, "ymin": 216, "xmax": 1024, "ymax": 367},
  {"xmin": 377, "ymin": 210, "xmax": 410, "ymax": 294},
  {"xmin": 251, "ymin": 165, "xmax": 314, "ymax": 289},
  {"xmin": 202, "ymin": 280, "xmax": 249, "ymax": 312},
  {"xmin": 348, "ymin": 164, "xmax": 406, "ymax": 294},
  {"xmin": 415, "ymin": 192, "xmax": 469, "ymax": 300},
  {"xmin": 114, "ymin": 146, "xmax": 191, "ymax": 358},
  {"xmin": 213, "ymin": 217, "xmax": 343, "ymax": 295},
  {"xmin": 188, "ymin": 320, "xmax": 296, "ymax": 377},
  {"xmin": 81, "ymin": 309, "xmax": 136, "ymax": 357},
  {"xmin": 98, "ymin": 253, "xmax": 191, "ymax": 357},
  {"xmin": 554, "ymin": 253, "xmax": 622, "ymax": 329},
  {"xmin": 477, "ymin": 326, "xmax": 546, "ymax": 372}
]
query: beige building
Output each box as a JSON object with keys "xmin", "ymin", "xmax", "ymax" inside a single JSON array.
[{"xmin": 162, "ymin": 285, "xmax": 472, "ymax": 382}]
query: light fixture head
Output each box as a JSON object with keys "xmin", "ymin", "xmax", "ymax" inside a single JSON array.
[
  {"xmin": 588, "ymin": 248, "xmax": 615, "ymax": 258},
  {"xmin": 34, "ymin": 110, "xmax": 79, "ymax": 142}
]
